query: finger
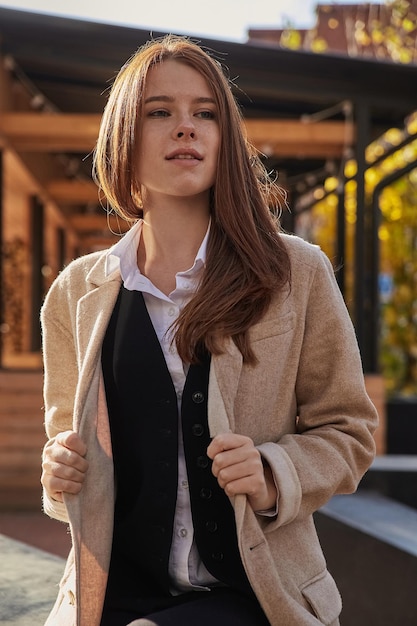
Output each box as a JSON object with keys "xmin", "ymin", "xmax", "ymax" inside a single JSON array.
[
  {"xmin": 41, "ymin": 472, "xmax": 84, "ymax": 500},
  {"xmin": 211, "ymin": 444, "xmax": 261, "ymax": 477},
  {"xmin": 42, "ymin": 457, "xmax": 87, "ymax": 483},
  {"xmin": 220, "ymin": 474, "xmax": 266, "ymax": 499},
  {"xmin": 44, "ymin": 447, "xmax": 89, "ymax": 475},
  {"xmin": 207, "ymin": 433, "xmax": 250, "ymax": 459},
  {"xmin": 213, "ymin": 458, "xmax": 264, "ymax": 493},
  {"xmin": 41, "ymin": 457, "xmax": 87, "ymax": 501},
  {"xmin": 55, "ymin": 431, "xmax": 88, "ymax": 457},
  {"xmin": 43, "ymin": 439, "xmax": 89, "ymax": 474}
]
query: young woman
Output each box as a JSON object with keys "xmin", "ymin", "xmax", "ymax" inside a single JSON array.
[{"xmin": 40, "ymin": 35, "xmax": 378, "ymax": 626}]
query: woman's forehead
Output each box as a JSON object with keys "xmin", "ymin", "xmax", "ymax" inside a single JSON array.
[{"xmin": 144, "ymin": 59, "xmax": 214, "ymax": 98}]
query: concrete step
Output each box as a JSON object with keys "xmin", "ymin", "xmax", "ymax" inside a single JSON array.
[{"xmin": 0, "ymin": 533, "xmax": 65, "ymax": 626}]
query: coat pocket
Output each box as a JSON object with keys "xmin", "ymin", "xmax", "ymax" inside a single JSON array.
[{"xmin": 300, "ymin": 569, "xmax": 342, "ymax": 625}]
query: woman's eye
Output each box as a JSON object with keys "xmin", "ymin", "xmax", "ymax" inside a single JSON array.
[
  {"xmin": 197, "ymin": 110, "xmax": 216, "ymax": 120},
  {"xmin": 149, "ymin": 109, "xmax": 170, "ymax": 117}
]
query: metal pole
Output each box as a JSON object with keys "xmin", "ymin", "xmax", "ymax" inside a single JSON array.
[
  {"xmin": 354, "ymin": 101, "xmax": 370, "ymax": 370},
  {"xmin": 336, "ymin": 177, "xmax": 346, "ymax": 295}
]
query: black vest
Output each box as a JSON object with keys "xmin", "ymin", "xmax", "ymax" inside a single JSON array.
[{"xmin": 101, "ymin": 287, "xmax": 251, "ymax": 604}]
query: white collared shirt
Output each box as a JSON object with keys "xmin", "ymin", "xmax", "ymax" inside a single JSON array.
[{"xmin": 106, "ymin": 219, "xmax": 218, "ymax": 593}]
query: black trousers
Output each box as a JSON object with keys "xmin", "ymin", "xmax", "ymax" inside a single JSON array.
[{"xmin": 100, "ymin": 587, "xmax": 270, "ymax": 626}]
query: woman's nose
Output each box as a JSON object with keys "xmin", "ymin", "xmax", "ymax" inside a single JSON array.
[
  {"xmin": 177, "ymin": 130, "xmax": 195, "ymax": 138},
  {"xmin": 175, "ymin": 116, "xmax": 196, "ymax": 139}
]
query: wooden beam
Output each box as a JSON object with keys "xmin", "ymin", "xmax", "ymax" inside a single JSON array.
[
  {"xmin": 79, "ymin": 235, "xmax": 122, "ymax": 251},
  {"xmin": 0, "ymin": 113, "xmax": 355, "ymax": 157},
  {"xmin": 244, "ymin": 119, "xmax": 355, "ymax": 158},
  {"xmin": 68, "ymin": 212, "xmax": 130, "ymax": 234},
  {"xmin": 0, "ymin": 113, "xmax": 100, "ymax": 152},
  {"xmin": 0, "ymin": 56, "xmax": 14, "ymax": 111},
  {"xmin": 46, "ymin": 179, "xmax": 99, "ymax": 204}
]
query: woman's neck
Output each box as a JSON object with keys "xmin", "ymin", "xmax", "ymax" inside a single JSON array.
[{"xmin": 137, "ymin": 200, "xmax": 210, "ymax": 295}]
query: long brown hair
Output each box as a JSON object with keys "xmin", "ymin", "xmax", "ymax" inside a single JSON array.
[{"xmin": 93, "ymin": 34, "xmax": 291, "ymax": 364}]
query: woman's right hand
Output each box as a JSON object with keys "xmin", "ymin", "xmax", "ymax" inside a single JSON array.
[{"xmin": 41, "ymin": 431, "xmax": 89, "ymax": 503}]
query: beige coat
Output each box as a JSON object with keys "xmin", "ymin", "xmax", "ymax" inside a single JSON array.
[{"xmin": 41, "ymin": 233, "xmax": 378, "ymax": 626}]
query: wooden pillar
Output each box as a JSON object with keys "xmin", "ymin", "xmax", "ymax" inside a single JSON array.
[
  {"xmin": 0, "ymin": 149, "xmax": 4, "ymax": 367},
  {"xmin": 30, "ymin": 196, "xmax": 44, "ymax": 352}
]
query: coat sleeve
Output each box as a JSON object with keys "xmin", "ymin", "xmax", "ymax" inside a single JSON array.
[
  {"xmin": 41, "ymin": 270, "xmax": 79, "ymax": 523},
  {"xmin": 258, "ymin": 246, "xmax": 378, "ymax": 530}
]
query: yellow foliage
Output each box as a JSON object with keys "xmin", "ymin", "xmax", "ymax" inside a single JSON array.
[
  {"xmin": 311, "ymin": 37, "xmax": 328, "ymax": 53},
  {"xmin": 344, "ymin": 160, "xmax": 357, "ymax": 178},
  {"xmin": 309, "ymin": 116, "xmax": 417, "ymax": 396},
  {"xmin": 324, "ymin": 176, "xmax": 339, "ymax": 192},
  {"xmin": 402, "ymin": 18, "xmax": 416, "ymax": 33},
  {"xmin": 280, "ymin": 29, "xmax": 302, "ymax": 50}
]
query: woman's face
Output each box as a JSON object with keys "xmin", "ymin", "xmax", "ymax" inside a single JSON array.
[{"xmin": 137, "ymin": 59, "xmax": 220, "ymax": 208}]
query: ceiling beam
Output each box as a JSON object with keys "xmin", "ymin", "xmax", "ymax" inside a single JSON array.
[
  {"xmin": 46, "ymin": 179, "xmax": 100, "ymax": 204},
  {"xmin": 68, "ymin": 212, "xmax": 130, "ymax": 234},
  {"xmin": 78, "ymin": 235, "xmax": 122, "ymax": 251},
  {"xmin": 0, "ymin": 112, "xmax": 355, "ymax": 157},
  {"xmin": 244, "ymin": 118, "xmax": 355, "ymax": 158},
  {"xmin": 0, "ymin": 56, "xmax": 14, "ymax": 111},
  {"xmin": 0, "ymin": 113, "xmax": 100, "ymax": 151}
]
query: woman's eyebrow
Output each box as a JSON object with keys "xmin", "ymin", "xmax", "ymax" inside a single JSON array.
[
  {"xmin": 144, "ymin": 95, "xmax": 216, "ymax": 105},
  {"xmin": 144, "ymin": 95, "xmax": 174, "ymax": 104}
]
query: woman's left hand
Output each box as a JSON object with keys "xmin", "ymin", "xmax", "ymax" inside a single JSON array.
[{"xmin": 207, "ymin": 433, "xmax": 277, "ymax": 512}]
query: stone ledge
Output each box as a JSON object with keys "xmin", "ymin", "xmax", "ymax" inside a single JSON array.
[
  {"xmin": 0, "ymin": 534, "xmax": 65, "ymax": 626},
  {"xmin": 360, "ymin": 454, "xmax": 417, "ymax": 510},
  {"xmin": 316, "ymin": 492, "xmax": 417, "ymax": 626}
]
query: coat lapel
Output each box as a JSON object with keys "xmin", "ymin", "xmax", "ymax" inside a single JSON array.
[{"xmin": 73, "ymin": 256, "xmax": 121, "ymax": 432}]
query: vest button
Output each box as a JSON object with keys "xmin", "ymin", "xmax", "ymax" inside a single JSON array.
[
  {"xmin": 192, "ymin": 391, "xmax": 205, "ymax": 404},
  {"xmin": 205, "ymin": 521, "xmax": 218, "ymax": 533},
  {"xmin": 200, "ymin": 487, "xmax": 212, "ymax": 500},
  {"xmin": 192, "ymin": 424, "xmax": 204, "ymax": 437},
  {"xmin": 159, "ymin": 428, "xmax": 172, "ymax": 438},
  {"xmin": 211, "ymin": 551, "xmax": 224, "ymax": 561},
  {"xmin": 197, "ymin": 455, "xmax": 209, "ymax": 469}
]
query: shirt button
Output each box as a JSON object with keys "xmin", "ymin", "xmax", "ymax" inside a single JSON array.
[
  {"xmin": 168, "ymin": 306, "xmax": 176, "ymax": 317},
  {"xmin": 192, "ymin": 391, "xmax": 204, "ymax": 404},
  {"xmin": 179, "ymin": 528, "xmax": 188, "ymax": 538},
  {"xmin": 181, "ymin": 480, "xmax": 189, "ymax": 489}
]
